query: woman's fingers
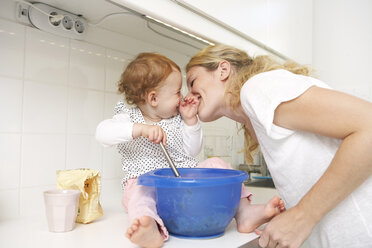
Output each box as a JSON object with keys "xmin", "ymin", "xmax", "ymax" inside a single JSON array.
[{"xmin": 259, "ymin": 230, "xmax": 269, "ymax": 247}]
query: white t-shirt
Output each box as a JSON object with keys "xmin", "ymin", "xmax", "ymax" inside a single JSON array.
[
  {"xmin": 96, "ymin": 101, "xmax": 202, "ymax": 186},
  {"xmin": 241, "ymin": 69, "xmax": 372, "ymax": 247}
]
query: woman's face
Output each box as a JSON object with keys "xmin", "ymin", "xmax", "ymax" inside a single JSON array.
[{"xmin": 186, "ymin": 66, "xmax": 226, "ymax": 122}]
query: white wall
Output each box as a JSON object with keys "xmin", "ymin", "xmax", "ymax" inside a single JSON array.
[
  {"xmin": 313, "ymin": 0, "xmax": 372, "ymax": 101},
  {"xmin": 0, "ymin": 16, "xmax": 130, "ymax": 219},
  {"xmin": 181, "ymin": 0, "xmax": 313, "ymax": 64}
]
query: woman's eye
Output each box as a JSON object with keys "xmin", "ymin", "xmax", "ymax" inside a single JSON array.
[{"xmin": 190, "ymin": 80, "xmax": 194, "ymax": 87}]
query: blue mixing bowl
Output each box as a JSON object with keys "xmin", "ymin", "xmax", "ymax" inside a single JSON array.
[{"xmin": 138, "ymin": 168, "xmax": 248, "ymax": 239}]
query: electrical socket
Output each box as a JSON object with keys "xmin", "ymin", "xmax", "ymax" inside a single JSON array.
[
  {"xmin": 16, "ymin": 2, "xmax": 87, "ymax": 40},
  {"xmin": 16, "ymin": 2, "xmax": 31, "ymax": 25}
]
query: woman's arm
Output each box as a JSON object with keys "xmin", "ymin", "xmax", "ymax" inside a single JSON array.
[{"xmin": 259, "ymin": 86, "xmax": 372, "ymax": 247}]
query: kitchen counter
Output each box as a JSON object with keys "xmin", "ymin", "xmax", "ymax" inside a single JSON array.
[{"xmin": 0, "ymin": 209, "xmax": 259, "ymax": 248}]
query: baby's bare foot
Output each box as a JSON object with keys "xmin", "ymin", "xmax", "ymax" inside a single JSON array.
[
  {"xmin": 125, "ymin": 216, "xmax": 164, "ymax": 248},
  {"xmin": 264, "ymin": 195, "xmax": 285, "ymax": 218},
  {"xmin": 236, "ymin": 196, "xmax": 285, "ymax": 233}
]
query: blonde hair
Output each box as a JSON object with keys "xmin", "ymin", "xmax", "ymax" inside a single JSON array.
[
  {"xmin": 186, "ymin": 44, "xmax": 312, "ymax": 163},
  {"xmin": 118, "ymin": 53, "xmax": 180, "ymax": 105}
]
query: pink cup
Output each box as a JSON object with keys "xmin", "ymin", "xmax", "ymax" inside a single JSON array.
[{"xmin": 44, "ymin": 189, "xmax": 81, "ymax": 232}]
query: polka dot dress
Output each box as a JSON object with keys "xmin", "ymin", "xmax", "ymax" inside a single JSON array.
[{"xmin": 114, "ymin": 101, "xmax": 198, "ymax": 187}]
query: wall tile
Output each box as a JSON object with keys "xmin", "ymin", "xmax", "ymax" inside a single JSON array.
[
  {"xmin": 22, "ymin": 81, "xmax": 67, "ymax": 133},
  {"xmin": 24, "ymin": 27, "xmax": 69, "ymax": 84},
  {"xmin": 100, "ymin": 178, "xmax": 123, "ymax": 212},
  {"xmin": 21, "ymin": 134, "xmax": 65, "ymax": 187},
  {"xmin": 0, "ymin": 77, "xmax": 23, "ymax": 132},
  {"xmin": 0, "ymin": 0, "xmax": 17, "ymax": 20},
  {"xmin": 100, "ymin": 93, "xmax": 124, "ymax": 180},
  {"xmin": 70, "ymin": 40, "xmax": 105, "ymax": 90},
  {"xmin": 105, "ymin": 49, "xmax": 131, "ymax": 92},
  {"xmin": 204, "ymin": 135, "xmax": 232, "ymax": 157},
  {"xmin": 66, "ymin": 134, "xmax": 102, "ymax": 171},
  {"xmin": 19, "ymin": 184, "xmax": 55, "ymax": 218},
  {"xmin": 0, "ymin": 19, "xmax": 25, "ymax": 78},
  {"xmin": 232, "ymin": 133, "xmax": 245, "ymax": 166},
  {"xmin": 104, "ymin": 92, "xmax": 122, "ymax": 119},
  {"xmin": 0, "ymin": 189, "xmax": 19, "ymax": 220},
  {"xmin": 84, "ymin": 25, "xmax": 140, "ymax": 57},
  {"xmin": 0, "ymin": 134, "xmax": 21, "ymax": 189},
  {"xmin": 102, "ymin": 145, "xmax": 123, "ymax": 180},
  {"xmin": 67, "ymin": 88, "xmax": 104, "ymax": 134}
]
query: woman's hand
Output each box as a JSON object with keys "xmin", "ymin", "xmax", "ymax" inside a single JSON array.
[
  {"xmin": 179, "ymin": 94, "xmax": 200, "ymax": 126},
  {"xmin": 133, "ymin": 123, "xmax": 167, "ymax": 145},
  {"xmin": 257, "ymin": 205, "xmax": 316, "ymax": 248}
]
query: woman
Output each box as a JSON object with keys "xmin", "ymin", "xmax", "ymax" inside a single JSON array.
[{"xmin": 185, "ymin": 44, "xmax": 372, "ymax": 247}]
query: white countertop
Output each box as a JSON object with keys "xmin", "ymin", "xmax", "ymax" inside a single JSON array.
[{"xmin": 0, "ymin": 208, "xmax": 259, "ymax": 248}]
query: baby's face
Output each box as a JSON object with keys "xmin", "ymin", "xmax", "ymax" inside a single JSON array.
[{"xmin": 155, "ymin": 70, "xmax": 183, "ymax": 119}]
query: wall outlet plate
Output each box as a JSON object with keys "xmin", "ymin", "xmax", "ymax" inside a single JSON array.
[{"xmin": 19, "ymin": 2, "xmax": 87, "ymax": 40}]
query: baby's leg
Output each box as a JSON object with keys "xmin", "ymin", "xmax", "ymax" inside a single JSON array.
[
  {"xmin": 235, "ymin": 196, "xmax": 285, "ymax": 233},
  {"xmin": 126, "ymin": 216, "xmax": 164, "ymax": 248},
  {"xmin": 123, "ymin": 179, "xmax": 167, "ymax": 248}
]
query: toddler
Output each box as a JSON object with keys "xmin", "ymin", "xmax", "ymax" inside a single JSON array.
[{"xmin": 95, "ymin": 53, "xmax": 284, "ymax": 248}]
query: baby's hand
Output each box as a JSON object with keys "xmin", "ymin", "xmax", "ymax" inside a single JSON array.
[
  {"xmin": 133, "ymin": 124, "xmax": 167, "ymax": 145},
  {"xmin": 179, "ymin": 94, "xmax": 200, "ymax": 126}
]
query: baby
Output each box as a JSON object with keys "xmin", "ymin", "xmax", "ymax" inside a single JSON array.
[{"xmin": 95, "ymin": 52, "xmax": 284, "ymax": 248}]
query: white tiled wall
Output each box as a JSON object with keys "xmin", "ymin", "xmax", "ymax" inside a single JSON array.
[
  {"xmin": 0, "ymin": 15, "xmax": 245, "ymax": 220},
  {"xmin": 0, "ymin": 20, "xmax": 25, "ymax": 78},
  {"xmin": 0, "ymin": 78, "xmax": 23, "ymax": 132},
  {"xmin": 0, "ymin": 134, "xmax": 21, "ymax": 189},
  {"xmin": 24, "ymin": 29, "xmax": 70, "ymax": 85},
  {"xmin": 0, "ymin": 17, "xmax": 124, "ymax": 219},
  {"xmin": 0, "ymin": 16, "xmax": 139, "ymax": 220},
  {"xmin": 23, "ymin": 81, "xmax": 68, "ymax": 133}
]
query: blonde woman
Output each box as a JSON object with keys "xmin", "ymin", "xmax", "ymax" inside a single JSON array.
[{"xmin": 186, "ymin": 44, "xmax": 372, "ymax": 248}]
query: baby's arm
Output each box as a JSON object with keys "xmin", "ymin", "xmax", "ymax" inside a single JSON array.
[
  {"xmin": 95, "ymin": 113, "xmax": 166, "ymax": 146},
  {"xmin": 182, "ymin": 121, "xmax": 203, "ymax": 157},
  {"xmin": 179, "ymin": 95, "xmax": 199, "ymax": 126},
  {"xmin": 95, "ymin": 113, "xmax": 134, "ymax": 147},
  {"xmin": 132, "ymin": 123, "xmax": 167, "ymax": 145}
]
